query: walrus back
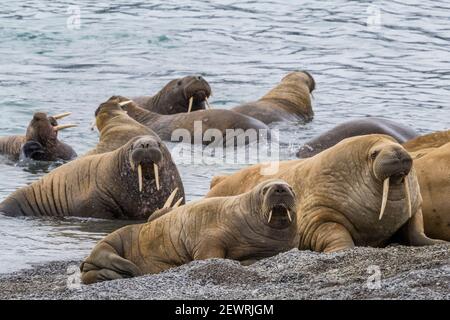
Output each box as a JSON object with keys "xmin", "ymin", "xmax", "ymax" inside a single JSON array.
[{"xmin": 0, "ymin": 135, "xmax": 25, "ymax": 160}]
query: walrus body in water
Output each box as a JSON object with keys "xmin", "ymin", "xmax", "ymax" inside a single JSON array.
[
  {"xmin": 0, "ymin": 135, "xmax": 183, "ymax": 220},
  {"xmin": 132, "ymin": 75, "xmax": 212, "ymax": 114},
  {"xmin": 80, "ymin": 179, "xmax": 298, "ymax": 284},
  {"xmin": 296, "ymin": 117, "xmax": 418, "ymax": 158},
  {"xmin": 207, "ymin": 135, "xmax": 444, "ymax": 252},
  {"xmin": 231, "ymin": 71, "xmax": 315, "ymax": 124},
  {"xmin": 0, "ymin": 112, "xmax": 77, "ymax": 161}
]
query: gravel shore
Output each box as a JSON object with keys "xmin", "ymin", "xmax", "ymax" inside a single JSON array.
[{"xmin": 1, "ymin": 244, "xmax": 449, "ymax": 300}]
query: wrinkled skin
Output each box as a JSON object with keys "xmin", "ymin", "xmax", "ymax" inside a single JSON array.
[
  {"xmin": 403, "ymin": 130, "xmax": 450, "ymax": 156},
  {"xmin": 0, "ymin": 112, "xmax": 77, "ymax": 161},
  {"xmin": 132, "ymin": 75, "xmax": 212, "ymax": 114},
  {"xmin": 412, "ymin": 142, "xmax": 450, "ymax": 241},
  {"xmin": 232, "ymin": 71, "xmax": 315, "ymax": 124},
  {"xmin": 296, "ymin": 118, "xmax": 418, "ymax": 158},
  {"xmin": 207, "ymin": 135, "xmax": 444, "ymax": 253},
  {"xmin": 80, "ymin": 179, "xmax": 298, "ymax": 284},
  {"xmin": 118, "ymin": 97, "xmax": 270, "ymax": 146},
  {"xmin": 0, "ymin": 135, "xmax": 183, "ymax": 219}
]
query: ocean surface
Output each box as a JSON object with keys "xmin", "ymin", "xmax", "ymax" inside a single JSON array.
[{"xmin": 0, "ymin": 0, "xmax": 449, "ymax": 273}]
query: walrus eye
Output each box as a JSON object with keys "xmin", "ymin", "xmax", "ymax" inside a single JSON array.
[{"xmin": 371, "ymin": 150, "xmax": 379, "ymax": 160}]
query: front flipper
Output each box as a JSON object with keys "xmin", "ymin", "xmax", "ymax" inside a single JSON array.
[
  {"xmin": 310, "ymin": 222, "xmax": 355, "ymax": 253},
  {"xmin": 21, "ymin": 140, "xmax": 46, "ymax": 161},
  {"xmin": 397, "ymin": 209, "xmax": 447, "ymax": 246}
]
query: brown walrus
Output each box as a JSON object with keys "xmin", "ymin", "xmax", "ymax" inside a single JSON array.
[
  {"xmin": 132, "ymin": 75, "xmax": 212, "ymax": 114},
  {"xmin": 403, "ymin": 129, "xmax": 450, "ymax": 156},
  {"xmin": 0, "ymin": 134, "xmax": 184, "ymax": 219},
  {"xmin": 207, "ymin": 135, "xmax": 444, "ymax": 252},
  {"xmin": 231, "ymin": 71, "xmax": 315, "ymax": 124},
  {"xmin": 0, "ymin": 112, "xmax": 77, "ymax": 161},
  {"xmin": 412, "ymin": 142, "xmax": 450, "ymax": 241},
  {"xmin": 80, "ymin": 179, "xmax": 298, "ymax": 284},
  {"xmin": 119, "ymin": 97, "xmax": 270, "ymax": 146}
]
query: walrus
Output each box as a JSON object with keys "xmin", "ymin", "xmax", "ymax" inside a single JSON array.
[
  {"xmin": 403, "ymin": 130, "xmax": 450, "ymax": 155},
  {"xmin": 0, "ymin": 112, "xmax": 77, "ymax": 161},
  {"xmin": 132, "ymin": 75, "xmax": 212, "ymax": 114},
  {"xmin": 85, "ymin": 97, "xmax": 165, "ymax": 156},
  {"xmin": 80, "ymin": 179, "xmax": 298, "ymax": 284},
  {"xmin": 296, "ymin": 117, "xmax": 419, "ymax": 158},
  {"xmin": 207, "ymin": 135, "xmax": 444, "ymax": 252},
  {"xmin": 231, "ymin": 71, "xmax": 315, "ymax": 124},
  {"xmin": 0, "ymin": 135, "xmax": 184, "ymax": 219},
  {"xmin": 412, "ymin": 142, "xmax": 450, "ymax": 241},
  {"xmin": 117, "ymin": 97, "xmax": 271, "ymax": 146}
]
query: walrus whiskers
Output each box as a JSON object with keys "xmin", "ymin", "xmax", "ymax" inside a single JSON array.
[
  {"xmin": 52, "ymin": 112, "xmax": 71, "ymax": 120},
  {"xmin": 163, "ymin": 188, "xmax": 179, "ymax": 208},
  {"xmin": 154, "ymin": 163, "xmax": 160, "ymax": 190},
  {"xmin": 268, "ymin": 210, "xmax": 273, "ymax": 223},
  {"xmin": 54, "ymin": 124, "xmax": 78, "ymax": 131},
  {"xmin": 138, "ymin": 164, "xmax": 143, "ymax": 192},
  {"xmin": 187, "ymin": 97, "xmax": 194, "ymax": 113},
  {"xmin": 379, "ymin": 177, "xmax": 390, "ymax": 220},
  {"xmin": 205, "ymin": 97, "xmax": 212, "ymax": 109},
  {"xmin": 404, "ymin": 177, "xmax": 412, "ymax": 217}
]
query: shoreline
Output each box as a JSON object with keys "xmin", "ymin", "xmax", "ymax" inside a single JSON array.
[{"xmin": 1, "ymin": 244, "xmax": 449, "ymax": 300}]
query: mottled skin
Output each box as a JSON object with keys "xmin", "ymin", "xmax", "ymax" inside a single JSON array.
[
  {"xmin": 0, "ymin": 136, "xmax": 183, "ymax": 219},
  {"xmin": 403, "ymin": 130, "xmax": 450, "ymax": 155},
  {"xmin": 0, "ymin": 112, "xmax": 76, "ymax": 161},
  {"xmin": 232, "ymin": 71, "xmax": 315, "ymax": 124},
  {"xmin": 296, "ymin": 118, "xmax": 418, "ymax": 158},
  {"xmin": 413, "ymin": 142, "xmax": 450, "ymax": 241},
  {"xmin": 207, "ymin": 135, "xmax": 443, "ymax": 252},
  {"xmin": 80, "ymin": 180, "xmax": 298, "ymax": 284},
  {"xmin": 132, "ymin": 75, "xmax": 212, "ymax": 114},
  {"xmin": 120, "ymin": 98, "xmax": 270, "ymax": 146}
]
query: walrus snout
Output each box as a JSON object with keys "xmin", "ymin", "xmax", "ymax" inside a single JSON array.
[
  {"xmin": 184, "ymin": 75, "xmax": 212, "ymax": 112},
  {"xmin": 261, "ymin": 182, "xmax": 296, "ymax": 229}
]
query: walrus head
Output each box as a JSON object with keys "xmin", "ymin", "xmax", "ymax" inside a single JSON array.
[
  {"xmin": 93, "ymin": 96, "xmax": 131, "ymax": 131},
  {"xmin": 281, "ymin": 71, "xmax": 315, "ymax": 93},
  {"xmin": 128, "ymin": 136, "xmax": 164, "ymax": 193},
  {"xmin": 23, "ymin": 112, "xmax": 76, "ymax": 160},
  {"xmin": 369, "ymin": 139, "xmax": 413, "ymax": 220},
  {"xmin": 156, "ymin": 75, "xmax": 212, "ymax": 113},
  {"xmin": 253, "ymin": 180, "xmax": 297, "ymax": 230}
]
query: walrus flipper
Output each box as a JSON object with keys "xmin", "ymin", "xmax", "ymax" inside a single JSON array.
[
  {"xmin": 397, "ymin": 209, "xmax": 447, "ymax": 246},
  {"xmin": 310, "ymin": 221, "xmax": 355, "ymax": 253}
]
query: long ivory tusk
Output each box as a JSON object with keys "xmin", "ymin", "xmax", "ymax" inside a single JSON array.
[
  {"xmin": 187, "ymin": 97, "xmax": 193, "ymax": 113},
  {"xmin": 205, "ymin": 97, "xmax": 212, "ymax": 109},
  {"xmin": 118, "ymin": 100, "xmax": 133, "ymax": 107},
  {"xmin": 138, "ymin": 164, "xmax": 143, "ymax": 192},
  {"xmin": 154, "ymin": 163, "xmax": 160, "ymax": 190},
  {"xmin": 163, "ymin": 188, "xmax": 179, "ymax": 208},
  {"xmin": 90, "ymin": 119, "xmax": 96, "ymax": 131},
  {"xmin": 52, "ymin": 112, "xmax": 71, "ymax": 120},
  {"xmin": 404, "ymin": 177, "xmax": 412, "ymax": 218},
  {"xmin": 54, "ymin": 124, "xmax": 77, "ymax": 131},
  {"xmin": 173, "ymin": 197, "xmax": 183, "ymax": 208},
  {"xmin": 379, "ymin": 178, "xmax": 390, "ymax": 220},
  {"xmin": 287, "ymin": 210, "xmax": 292, "ymax": 222},
  {"xmin": 268, "ymin": 210, "xmax": 273, "ymax": 223}
]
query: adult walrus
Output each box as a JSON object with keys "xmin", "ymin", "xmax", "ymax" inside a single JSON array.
[
  {"xmin": 0, "ymin": 112, "xmax": 77, "ymax": 161},
  {"xmin": 118, "ymin": 97, "xmax": 270, "ymax": 146},
  {"xmin": 296, "ymin": 117, "xmax": 419, "ymax": 158},
  {"xmin": 231, "ymin": 71, "xmax": 315, "ymax": 124},
  {"xmin": 80, "ymin": 179, "xmax": 298, "ymax": 284},
  {"xmin": 0, "ymin": 135, "xmax": 184, "ymax": 219},
  {"xmin": 132, "ymin": 75, "xmax": 212, "ymax": 114},
  {"xmin": 207, "ymin": 135, "xmax": 444, "ymax": 252},
  {"xmin": 412, "ymin": 142, "xmax": 450, "ymax": 241}
]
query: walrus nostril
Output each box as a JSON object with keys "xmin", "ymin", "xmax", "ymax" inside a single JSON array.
[{"xmin": 274, "ymin": 186, "xmax": 287, "ymax": 194}]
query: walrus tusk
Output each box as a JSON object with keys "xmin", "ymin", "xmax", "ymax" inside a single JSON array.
[
  {"xmin": 118, "ymin": 100, "xmax": 133, "ymax": 107},
  {"xmin": 379, "ymin": 178, "xmax": 390, "ymax": 220},
  {"xmin": 138, "ymin": 164, "xmax": 143, "ymax": 192},
  {"xmin": 187, "ymin": 97, "xmax": 194, "ymax": 113},
  {"xmin": 163, "ymin": 188, "xmax": 179, "ymax": 208},
  {"xmin": 90, "ymin": 119, "xmax": 96, "ymax": 131},
  {"xmin": 287, "ymin": 210, "xmax": 292, "ymax": 222},
  {"xmin": 404, "ymin": 177, "xmax": 412, "ymax": 218},
  {"xmin": 52, "ymin": 112, "xmax": 71, "ymax": 120},
  {"xmin": 54, "ymin": 124, "xmax": 77, "ymax": 131},
  {"xmin": 173, "ymin": 197, "xmax": 183, "ymax": 208},
  {"xmin": 154, "ymin": 163, "xmax": 160, "ymax": 190},
  {"xmin": 268, "ymin": 210, "xmax": 273, "ymax": 223},
  {"xmin": 205, "ymin": 97, "xmax": 212, "ymax": 109}
]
